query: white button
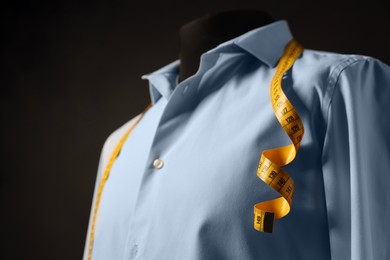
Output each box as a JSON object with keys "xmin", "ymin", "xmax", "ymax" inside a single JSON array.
[{"xmin": 153, "ymin": 159, "xmax": 164, "ymax": 169}]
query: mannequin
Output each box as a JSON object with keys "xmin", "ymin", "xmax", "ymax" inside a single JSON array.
[{"xmin": 177, "ymin": 9, "xmax": 274, "ymax": 83}]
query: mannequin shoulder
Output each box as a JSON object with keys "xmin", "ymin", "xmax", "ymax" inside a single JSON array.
[
  {"xmin": 298, "ymin": 48, "xmax": 389, "ymax": 76},
  {"xmin": 294, "ymin": 48, "xmax": 390, "ymax": 97},
  {"xmin": 99, "ymin": 113, "xmax": 143, "ymax": 163}
]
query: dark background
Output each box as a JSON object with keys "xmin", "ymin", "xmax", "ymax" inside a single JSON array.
[{"xmin": 1, "ymin": 0, "xmax": 389, "ymax": 259}]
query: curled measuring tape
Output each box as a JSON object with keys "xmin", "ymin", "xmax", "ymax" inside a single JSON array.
[
  {"xmin": 253, "ymin": 39, "xmax": 304, "ymax": 233},
  {"xmin": 87, "ymin": 103, "xmax": 152, "ymax": 260}
]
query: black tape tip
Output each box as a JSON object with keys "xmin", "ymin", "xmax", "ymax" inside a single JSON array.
[{"xmin": 263, "ymin": 212, "xmax": 275, "ymax": 233}]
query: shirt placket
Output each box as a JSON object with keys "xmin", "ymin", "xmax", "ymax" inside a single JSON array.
[{"xmin": 123, "ymin": 51, "xmax": 224, "ymax": 259}]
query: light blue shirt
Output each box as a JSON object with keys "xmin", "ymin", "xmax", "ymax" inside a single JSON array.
[{"xmin": 83, "ymin": 20, "xmax": 390, "ymax": 260}]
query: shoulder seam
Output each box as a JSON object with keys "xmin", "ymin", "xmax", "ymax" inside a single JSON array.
[{"xmin": 321, "ymin": 55, "xmax": 370, "ymax": 126}]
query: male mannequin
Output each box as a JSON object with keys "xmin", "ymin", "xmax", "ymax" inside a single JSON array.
[
  {"xmin": 84, "ymin": 8, "xmax": 390, "ymax": 260},
  {"xmin": 177, "ymin": 9, "xmax": 274, "ymax": 83}
]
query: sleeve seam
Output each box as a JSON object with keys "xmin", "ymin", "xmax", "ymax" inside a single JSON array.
[
  {"xmin": 320, "ymin": 56, "xmax": 370, "ymax": 166},
  {"xmin": 321, "ymin": 56, "xmax": 371, "ymax": 127}
]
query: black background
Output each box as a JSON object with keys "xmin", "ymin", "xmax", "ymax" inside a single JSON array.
[{"xmin": 1, "ymin": 0, "xmax": 389, "ymax": 259}]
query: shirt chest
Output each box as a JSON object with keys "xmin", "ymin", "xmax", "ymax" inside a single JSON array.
[{"xmin": 93, "ymin": 73, "xmax": 329, "ymax": 259}]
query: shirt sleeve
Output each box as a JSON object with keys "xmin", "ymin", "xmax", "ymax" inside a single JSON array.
[
  {"xmin": 321, "ymin": 56, "xmax": 390, "ymax": 260},
  {"xmin": 82, "ymin": 144, "xmax": 106, "ymax": 260},
  {"xmin": 82, "ymin": 113, "xmax": 143, "ymax": 260}
]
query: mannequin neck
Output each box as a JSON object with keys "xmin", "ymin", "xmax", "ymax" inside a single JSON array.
[{"xmin": 177, "ymin": 9, "xmax": 274, "ymax": 83}]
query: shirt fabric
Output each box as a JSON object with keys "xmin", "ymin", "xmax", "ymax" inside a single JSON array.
[{"xmin": 83, "ymin": 20, "xmax": 390, "ymax": 260}]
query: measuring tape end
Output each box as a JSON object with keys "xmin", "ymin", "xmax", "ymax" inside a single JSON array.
[
  {"xmin": 263, "ymin": 212, "xmax": 275, "ymax": 233},
  {"xmin": 254, "ymin": 208, "xmax": 275, "ymax": 233}
]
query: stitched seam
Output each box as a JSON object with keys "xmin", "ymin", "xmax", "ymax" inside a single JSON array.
[
  {"xmin": 322, "ymin": 56, "xmax": 362, "ymax": 125},
  {"xmin": 320, "ymin": 55, "xmax": 371, "ymax": 260}
]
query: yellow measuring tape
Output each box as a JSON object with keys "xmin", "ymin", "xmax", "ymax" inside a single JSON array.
[
  {"xmin": 87, "ymin": 103, "xmax": 152, "ymax": 260},
  {"xmin": 87, "ymin": 39, "xmax": 304, "ymax": 259},
  {"xmin": 254, "ymin": 39, "xmax": 304, "ymax": 233}
]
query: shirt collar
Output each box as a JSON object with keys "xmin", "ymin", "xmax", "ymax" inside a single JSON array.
[{"xmin": 141, "ymin": 19, "xmax": 293, "ymax": 104}]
